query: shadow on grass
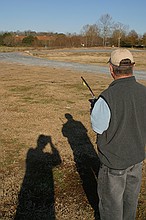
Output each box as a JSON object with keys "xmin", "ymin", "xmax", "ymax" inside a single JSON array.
[
  {"xmin": 14, "ymin": 134, "xmax": 62, "ymax": 220},
  {"xmin": 62, "ymin": 113, "xmax": 100, "ymax": 220}
]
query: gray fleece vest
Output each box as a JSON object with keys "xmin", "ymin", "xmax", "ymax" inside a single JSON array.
[{"xmin": 97, "ymin": 76, "xmax": 146, "ymax": 169}]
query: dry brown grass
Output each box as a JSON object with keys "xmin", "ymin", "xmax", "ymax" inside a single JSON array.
[
  {"xmin": 30, "ymin": 47, "xmax": 146, "ymax": 70},
  {"xmin": 0, "ymin": 50, "xmax": 146, "ymax": 219}
]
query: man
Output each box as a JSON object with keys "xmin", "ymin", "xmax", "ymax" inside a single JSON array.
[{"xmin": 90, "ymin": 48, "xmax": 146, "ymax": 220}]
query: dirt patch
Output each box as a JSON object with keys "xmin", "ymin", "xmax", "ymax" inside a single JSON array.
[{"xmin": 0, "ymin": 61, "xmax": 146, "ymax": 219}]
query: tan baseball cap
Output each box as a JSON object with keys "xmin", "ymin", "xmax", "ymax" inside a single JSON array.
[{"xmin": 108, "ymin": 48, "xmax": 135, "ymax": 66}]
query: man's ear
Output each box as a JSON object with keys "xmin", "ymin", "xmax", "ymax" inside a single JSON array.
[{"xmin": 109, "ymin": 64, "xmax": 115, "ymax": 79}]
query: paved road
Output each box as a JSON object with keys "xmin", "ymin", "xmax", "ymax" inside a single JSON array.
[{"xmin": 0, "ymin": 52, "xmax": 146, "ymax": 80}]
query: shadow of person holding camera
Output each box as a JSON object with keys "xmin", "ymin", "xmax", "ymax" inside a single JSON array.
[
  {"xmin": 62, "ymin": 113, "xmax": 100, "ymax": 220},
  {"xmin": 14, "ymin": 134, "xmax": 62, "ymax": 220}
]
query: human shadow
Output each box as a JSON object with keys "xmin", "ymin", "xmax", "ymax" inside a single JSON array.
[
  {"xmin": 62, "ymin": 113, "xmax": 100, "ymax": 220},
  {"xmin": 14, "ymin": 134, "xmax": 62, "ymax": 220}
]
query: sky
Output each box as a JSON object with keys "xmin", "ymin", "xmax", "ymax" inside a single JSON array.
[{"xmin": 0, "ymin": 0, "xmax": 146, "ymax": 35}]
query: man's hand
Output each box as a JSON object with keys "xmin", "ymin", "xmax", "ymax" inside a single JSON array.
[{"xmin": 89, "ymin": 98, "xmax": 97, "ymax": 113}]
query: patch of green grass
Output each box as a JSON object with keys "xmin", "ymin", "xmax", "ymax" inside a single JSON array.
[
  {"xmin": 21, "ymin": 95, "xmax": 60, "ymax": 104},
  {"xmin": 63, "ymin": 83, "xmax": 85, "ymax": 91},
  {"xmin": 53, "ymin": 167, "xmax": 66, "ymax": 189},
  {"xmin": 10, "ymin": 85, "xmax": 34, "ymax": 93},
  {"xmin": 53, "ymin": 165, "xmax": 82, "ymax": 196},
  {"xmin": 1, "ymin": 138, "xmax": 25, "ymax": 168},
  {"xmin": 78, "ymin": 109, "xmax": 89, "ymax": 115},
  {"xmin": 66, "ymin": 100, "xmax": 75, "ymax": 104}
]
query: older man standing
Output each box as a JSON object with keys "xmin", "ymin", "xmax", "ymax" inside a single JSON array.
[{"xmin": 90, "ymin": 49, "xmax": 146, "ymax": 220}]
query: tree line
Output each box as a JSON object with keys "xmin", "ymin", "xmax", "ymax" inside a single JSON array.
[{"xmin": 0, "ymin": 14, "xmax": 146, "ymax": 48}]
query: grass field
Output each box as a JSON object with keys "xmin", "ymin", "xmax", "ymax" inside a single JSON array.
[{"xmin": 0, "ymin": 48, "xmax": 146, "ymax": 219}]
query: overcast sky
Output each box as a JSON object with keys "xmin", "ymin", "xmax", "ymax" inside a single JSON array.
[{"xmin": 0, "ymin": 0, "xmax": 146, "ymax": 35}]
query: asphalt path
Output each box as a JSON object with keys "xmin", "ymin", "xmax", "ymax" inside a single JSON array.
[{"xmin": 0, "ymin": 52, "xmax": 146, "ymax": 80}]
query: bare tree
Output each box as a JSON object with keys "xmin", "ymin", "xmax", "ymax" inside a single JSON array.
[
  {"xmin": 81, "ymin": 24, "xmax": 90, "ymax": 46},
  {"xmin": 81, "ymin": 24, "xmax": 100, "ymax": 46},
  {"xmin": 88, "ymin": 24, "xmax": 100, "ymax": 46},
  {"xmin": 98, "ymin": 13, "xmax": 113, "ymax": 46},
  {"xmin": 112, "ymin": 22, "xmax": 128, "ymax": 47}
]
